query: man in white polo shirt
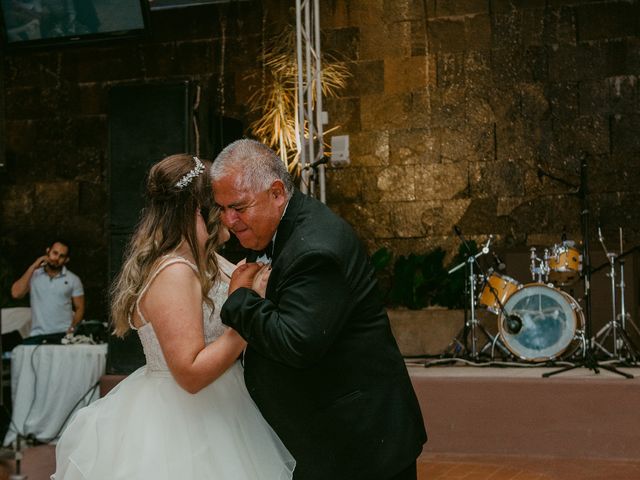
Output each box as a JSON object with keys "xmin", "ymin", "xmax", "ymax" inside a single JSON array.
[{"xmin": 11, "ymin": 239, "xmax": 85, "ymax": 344}]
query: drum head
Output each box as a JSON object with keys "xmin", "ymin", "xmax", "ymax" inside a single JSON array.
[{"xmin": 499, "ymin": 284, "xmax": 578, "ymax": 361}]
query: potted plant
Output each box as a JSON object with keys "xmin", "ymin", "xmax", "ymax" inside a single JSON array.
[{"xmin": 372, "ymin": 243, "xmax": 478, "ymax": 356}]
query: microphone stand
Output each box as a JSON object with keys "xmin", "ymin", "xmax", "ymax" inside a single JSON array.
[
  {"xmin": 444, "ymin": 229, "xmax": 512, "ymax": 361},
  {"xmin": 543, "ymin": 156, "xmax": 632, "ymax": 379}
]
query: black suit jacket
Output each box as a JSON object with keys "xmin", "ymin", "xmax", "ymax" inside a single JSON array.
[{"xmin": 221, "ymin": 190, "xmax": 426, "ymax": 480}]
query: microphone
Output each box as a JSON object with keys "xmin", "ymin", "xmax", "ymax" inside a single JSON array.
[
  {"xmin": 304, "ymin": 156, "xmax": 330, "ymax": 170},
  {"xmin": 491, "ymin": 252, "xmax": 506, "ymax": 271},
  {"xmin": 504, "ymin": 314, "xmax": 522, "ymax": 335}
]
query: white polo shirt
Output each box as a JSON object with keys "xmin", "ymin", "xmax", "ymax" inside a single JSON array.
[{"xmin": 29, "ymin": 266, "xmax": 84, "ymax": 336}]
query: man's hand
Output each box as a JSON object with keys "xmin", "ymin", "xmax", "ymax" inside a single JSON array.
[
  {"xmin": 252, "ymin": 264, "xmax": 272, "ymax": 298},
  {"xmin": 228, "ymin": 263, "xmax": 264, "ymax": 295},
  {"xmin": 34, "ymin": 255, "xmax": 47, "ymax": 268}
]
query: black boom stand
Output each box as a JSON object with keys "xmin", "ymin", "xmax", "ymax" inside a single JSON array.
[{"xmin": 543, "ymin": 157, "xmax": 633, "ymax": 379}]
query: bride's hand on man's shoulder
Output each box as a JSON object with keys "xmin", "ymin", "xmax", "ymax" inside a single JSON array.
[{"xmin": 228, "ymin": 262, "xmax": 263, "ymax": 295}]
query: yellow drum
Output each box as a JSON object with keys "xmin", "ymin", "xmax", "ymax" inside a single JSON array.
[
  {"xmin": 548, "ymin": 242, "xmax": 582, "ymax": 285},
  {"xmin": 478, "ymin": 272, "xmax": 521, "ymax": 315}
]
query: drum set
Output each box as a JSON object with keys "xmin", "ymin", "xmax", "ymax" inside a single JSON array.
[{"xmin": 447, "ymin": 233, "xmax": 639, "ymax": 365}]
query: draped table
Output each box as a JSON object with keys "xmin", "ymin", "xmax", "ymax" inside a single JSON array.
[{"xmin": 3, "ymin": 343, "xmax": 108, "ymax": 446}]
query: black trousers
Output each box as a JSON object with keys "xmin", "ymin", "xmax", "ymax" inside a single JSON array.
[{"xmin": 388, "ymin": 461, "xmax": 417, "ymax": 480}]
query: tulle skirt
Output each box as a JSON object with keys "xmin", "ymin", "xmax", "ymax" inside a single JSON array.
[{"xmin": 52, "ymin": 362, "xmax": 295, "ymax": 479}]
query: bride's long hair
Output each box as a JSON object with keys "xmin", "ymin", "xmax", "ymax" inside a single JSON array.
[{"xmin": 111, "ymin": 154, "xmax": 221, "ymax": 337}]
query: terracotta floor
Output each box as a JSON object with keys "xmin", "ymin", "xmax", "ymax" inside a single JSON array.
[
  {"xmin": 418, "ymin": 451, "xmax": 640, "ymax": 480},
  {"xmin": 4, "ymin": 444, "xmax": 640, "ymax": 479}
]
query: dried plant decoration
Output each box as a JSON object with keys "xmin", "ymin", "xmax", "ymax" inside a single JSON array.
[{"xmin": 244, "ymin": 25, "xmax": 350, "ymax": 178}]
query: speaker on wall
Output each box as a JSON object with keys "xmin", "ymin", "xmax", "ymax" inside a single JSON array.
[
  {"xmin": 210, "ymin": 115, "xmax": 244, "ymax": 157},
  {"xmin": 107, "ymin": 81, "xmax": 195, "ymax": 374}
]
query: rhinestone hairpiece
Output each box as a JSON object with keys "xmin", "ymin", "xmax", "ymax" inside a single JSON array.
[{"xmin": 175, "ymin": 156, "xmax": 205, "ymax": 189}]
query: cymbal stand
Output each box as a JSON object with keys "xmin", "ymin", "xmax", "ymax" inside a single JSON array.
[
  {"xmin": 618, "ymin": 249, "xmax": 640, "ymax": 340},
  {"xmin": 543, "ymin": 156, "xmax": 632, "ymax": 379},
  {"xmin": 593, "ymin": 227, "xmax": 639, "ymax": 363},
  {"xmin": 445, "ymin": 233, "xmax": 512, "ymax": 361}
]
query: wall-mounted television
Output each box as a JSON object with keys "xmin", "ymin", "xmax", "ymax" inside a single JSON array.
[
  {"xmin": 0, "ymin": 0, "xmax": 150, "ymax": 49},
  {"xmin": 149, "ymin": 0, "xmax": 247, "ymax": 10}
]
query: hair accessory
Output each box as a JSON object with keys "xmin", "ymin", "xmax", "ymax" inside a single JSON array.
[{"xmin": 175, "ymin": 156, "xmax": 205, "ymax": 189}]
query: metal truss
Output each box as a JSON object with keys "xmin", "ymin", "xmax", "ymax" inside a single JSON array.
[{"xmin": 295, "ymin": 0, "xmax": 326, "ymax": 203}]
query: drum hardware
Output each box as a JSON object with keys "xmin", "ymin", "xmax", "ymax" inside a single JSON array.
[
  {"xmin": 529, "ymin": 247, "xmax": 550, "ymax": 284},
  {"xmin": 592, "ymin": 227, "xmax": 640, "ymax": 363},
  {"xmin": 543, "ymin": 155, "xmax": 633, "ymax": 379},
  {"xmin": 444, "ymin": 228, "xmax": 513, "ymax": 361},
  {"xmin": 617, "ymin": 252, "xmax": 640, "ymax": 339}
]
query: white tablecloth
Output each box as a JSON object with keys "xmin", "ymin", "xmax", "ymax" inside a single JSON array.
[
  {"xmin": 1, "ymin": 307, "xmax": 32, "ymax": 338},
  {"xmin": 3, "ymin": 343, "xmax": 108, "ymax": 446}
]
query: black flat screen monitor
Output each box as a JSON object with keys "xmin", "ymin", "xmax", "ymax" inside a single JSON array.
[
  {"xmin": 149, "ymin": 0, "xmax": 248, "ymax": 10},
  {"xmin": 0, "ymin": 0, "xmax": 150, "ymax": 49}
]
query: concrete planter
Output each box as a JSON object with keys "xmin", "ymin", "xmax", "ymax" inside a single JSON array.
[{"xmin": 387, "ymin": 307, "xmax": 464, "ymax": 357}]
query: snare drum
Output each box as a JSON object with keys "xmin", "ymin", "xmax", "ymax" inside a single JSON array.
[
  {"xmin": 498, "ymin": 283, "xmax": 584, "ymax": 362},
  {"xmin": 548, "ymin": 242, "xmax": 582, "ymax": 285},
  {"xmin": 478, "ymin": 272, "xmax": 521, "ymax": 314}
]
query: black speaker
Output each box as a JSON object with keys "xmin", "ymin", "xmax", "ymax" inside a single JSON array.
[
  {"xmin": 106, "ymin": 81, "xmax": 195, "ymax": 374},
  {"xmin": 210, "ymin": 115, "xmax": 243, "ymax": 157}
]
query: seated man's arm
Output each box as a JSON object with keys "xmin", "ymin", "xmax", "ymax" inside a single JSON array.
[
  {"xmin": 69, "ymin": 295, "xmax": 85, "ymax": 333},
  {"xmin": 11, "ymin": 255, "xmax": 47, "ymax": 299}
]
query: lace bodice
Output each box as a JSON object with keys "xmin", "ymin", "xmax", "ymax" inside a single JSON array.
[{"xmin": 132, "ymin": 255, "xmax": 233, "ymax": 372}]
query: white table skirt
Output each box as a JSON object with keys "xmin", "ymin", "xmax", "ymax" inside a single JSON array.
[{"xmin": 3, "ymin": 343, "xmax": 108, "ymax": 446}]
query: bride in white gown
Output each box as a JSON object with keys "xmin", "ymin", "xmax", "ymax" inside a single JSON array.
[{"xmin": 52, "ymin": 154, "xmax": 294, "ymax": 480}]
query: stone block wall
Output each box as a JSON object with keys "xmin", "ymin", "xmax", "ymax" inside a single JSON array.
[
  {"xmin": 1, "ymin": 0, "xmax": 639, "ymax": 320},
  {"xmin": 321, "ymin": 0, "xmax": 640, "ymax": 264}
]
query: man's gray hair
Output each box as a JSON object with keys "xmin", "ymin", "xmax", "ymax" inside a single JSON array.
[{"xmin": 210, "ymin": 139, "xmax": 294, "ymax": 196}]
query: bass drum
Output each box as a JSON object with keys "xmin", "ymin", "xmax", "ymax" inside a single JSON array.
[{"xmin": 498, "ymin": 283, "xmax": 584, "ymax": 362}]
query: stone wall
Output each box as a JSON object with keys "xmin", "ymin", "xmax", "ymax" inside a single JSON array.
[
  {"xmin": 1, "ymin": 0, "xmax": 639, "ymax": 320},
  {"xmin": 0, "ymin": 3, "xmax": 265, "ymax": 318},
  {"xmin": 322, "ymin": 0, "xmax": 640, "ymax": 262}
]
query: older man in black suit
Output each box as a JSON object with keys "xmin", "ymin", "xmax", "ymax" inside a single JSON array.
[{"xmin": 211, "ymin": 139, "xmax": 426, "ymax": 480}]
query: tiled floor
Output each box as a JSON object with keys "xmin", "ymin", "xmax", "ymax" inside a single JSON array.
[
  {"xmin": 418, "ymin": 452, "xmax": 640, "ymax": 480},
  {"xmin": 6, "ymin": 444, "xmax": 640, "ymax": 479}
]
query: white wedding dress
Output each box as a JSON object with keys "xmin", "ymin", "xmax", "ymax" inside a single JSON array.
[{"xmin": 52, "ymin": 255, "xmax": 295, "ymax": 479}]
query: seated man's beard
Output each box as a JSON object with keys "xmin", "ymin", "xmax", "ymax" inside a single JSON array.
[{"xmin": 47, "ymin": 261, "xmax": 64, "ymax": 272}]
